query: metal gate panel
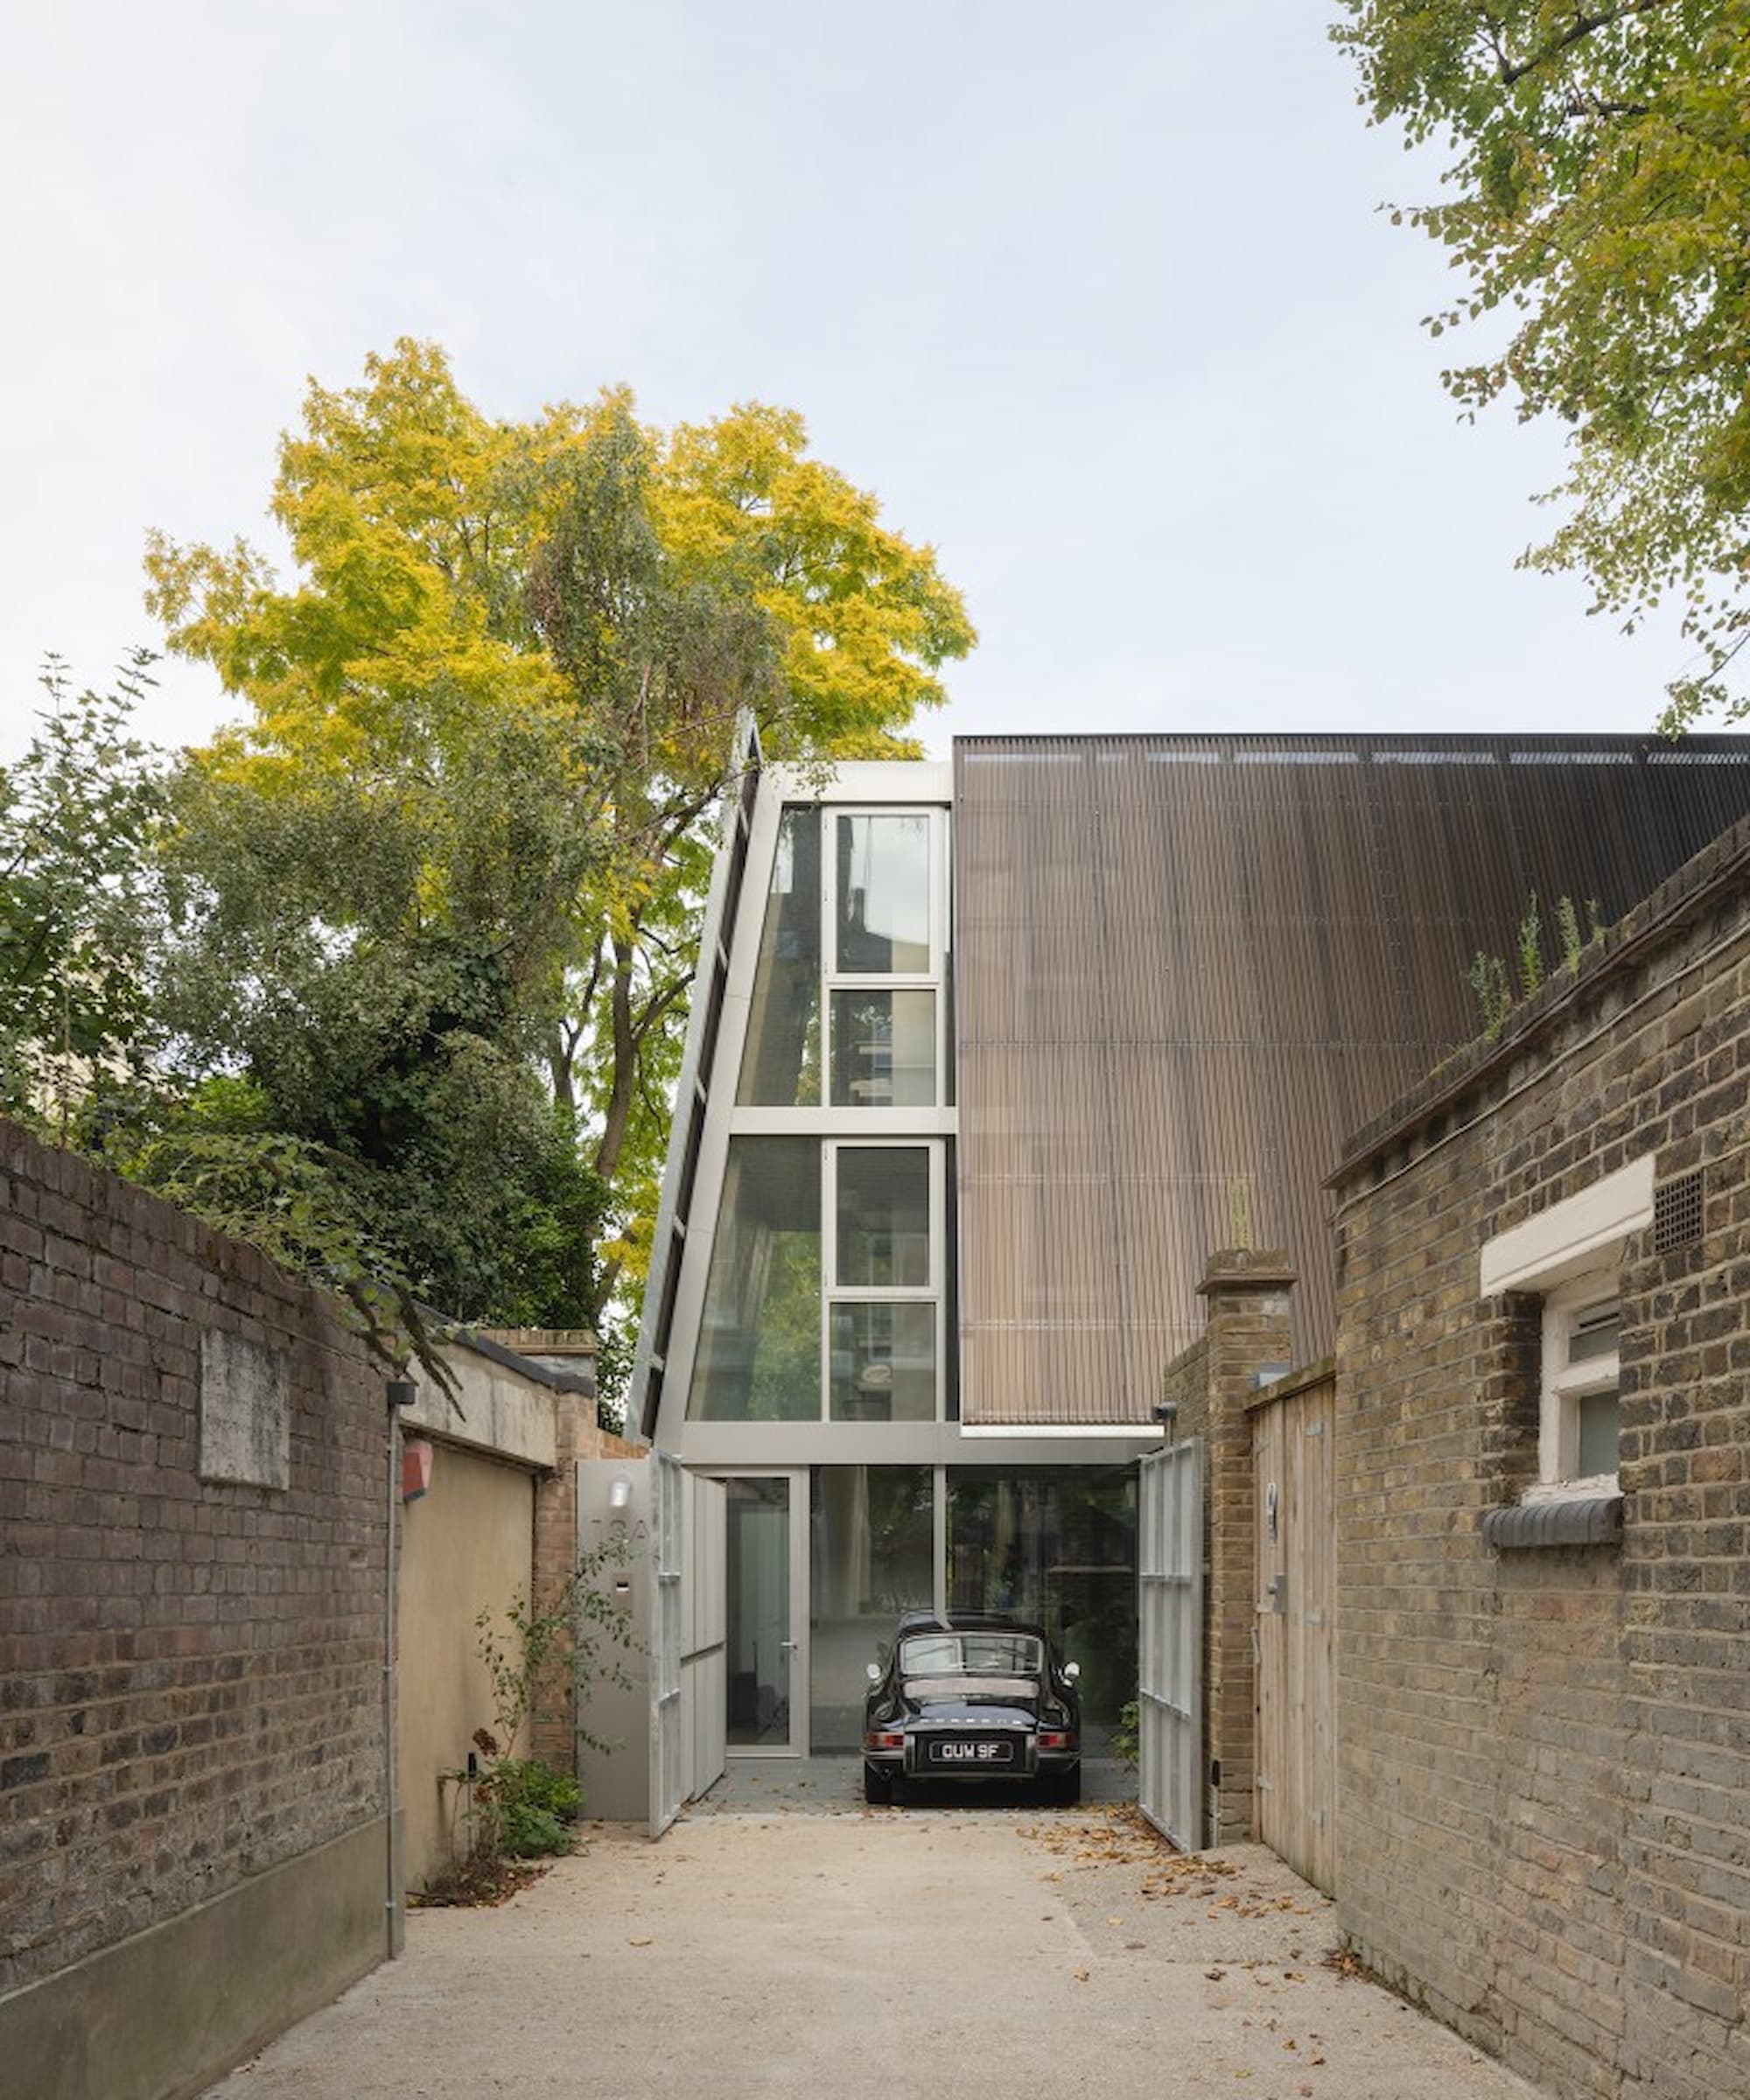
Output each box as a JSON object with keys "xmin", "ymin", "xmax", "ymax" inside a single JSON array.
[
  {"xmin": 681, "ymin": 1471, "xmax": 725, "ymax": 1807},
  {"xmin": 1138, "ymin": 1439, "xmax": 1203, "ymax": 1850},
  {"xmin": 648, "ymin": 1452, "xmax": 684, "ymax": 1838}
]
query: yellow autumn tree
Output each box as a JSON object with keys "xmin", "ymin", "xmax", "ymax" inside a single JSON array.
[{"xmin": 144, "ymin": 340, "xmax": 973, "ymax": 1339}]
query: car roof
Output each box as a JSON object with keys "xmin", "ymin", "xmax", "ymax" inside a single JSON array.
[{"xmin": 893, "ymin": 1612, "xmax": 1050, "ymax": 1643}]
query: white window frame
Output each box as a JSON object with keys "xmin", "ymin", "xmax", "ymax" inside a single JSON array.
[
  {"xmin": 1535, "ymin": 1273, "xmax": 1621, "ymax": 1498},
  {"xmin": 821, "ymin": 1138, "xmax": 945, "ymax": 1423},
  {"xmin": 822, "ymin": 805, "xmax": 948, "ymax": 1110},
  {"xmin": 1480, "ymin": 1154, "xmax": 1651, "ymax": 1502}
]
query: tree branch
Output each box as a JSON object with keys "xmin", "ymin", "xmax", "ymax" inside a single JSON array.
[{"xmin": 1495, "ymin": 0, "xmax": 1674, "ymax": 88}]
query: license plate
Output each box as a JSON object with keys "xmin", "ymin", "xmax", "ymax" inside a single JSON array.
[{"xmin": 930, "ymin": 1739, "xmax": 1012, "ymax": 1764}]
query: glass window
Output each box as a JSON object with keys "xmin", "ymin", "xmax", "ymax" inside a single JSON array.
[
  {"xmin": 829, "ymin": 988, "xmax": 936, "ymax": 1106},
  {"xmin": 829, "ymin": 1302, "xmax": 936, "ymax": 1420},
  {"xmin": 946, "ymin": 1466, "xmax": 1138, "ymax": 1734},
  {"xmin": 1540, "ymin": 1282, "xmax": 1623, "ymax": 1486},
  {"xmin": 688, "ymin": 1140, "xmax": 821, "ymax": 1420},
  {"xmin": 835, "ymin": 813, "xmax": 931, "ymax": 973},
  {"xmin": 899, "ymin": 1631, "xmax": 1042, "ymax": 1677},
  {"xmin": 737, "ymin": 808, "xmax": 821, "ymax": 1106},
  {"xmin": 1577, "ymin": 1390, "xmax": 1621, "ymax": 1477},
  {"xmin": 809, "ymin": 1466, "xmax": 934, "ymax": 1752},
  {"xmin": 835, "ymin": 1147, "xmax": 931, "ymax": 1288},
  {"xmin": 725, "ymin": 1479, "xmax": 792, "ymax": 1746}
]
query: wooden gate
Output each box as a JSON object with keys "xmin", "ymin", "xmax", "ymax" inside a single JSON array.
[{"xmin": 1251, "ymin": 1362, "xmax": 1336, "ymax": 1894}]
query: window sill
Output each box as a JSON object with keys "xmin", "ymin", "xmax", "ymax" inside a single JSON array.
[{"xmin": 1482, "ymin": 1494, "xmax": 1623, "ymax": 1550}]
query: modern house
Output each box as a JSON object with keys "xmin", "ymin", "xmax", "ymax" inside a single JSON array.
[{"xmin": 626, "ymin": 730, "xmax": 1750, "ymax": 1782}]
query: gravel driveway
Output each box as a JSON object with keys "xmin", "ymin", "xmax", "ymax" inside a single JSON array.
[{"xmin": 203, "ymin": 1805, "xmax": 1536, "ymax": 2100}]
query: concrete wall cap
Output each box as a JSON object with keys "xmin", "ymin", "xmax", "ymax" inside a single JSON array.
[{"xmin": 1197, "ymin": 1248, "xmax": 1297, "ymax": 1294}]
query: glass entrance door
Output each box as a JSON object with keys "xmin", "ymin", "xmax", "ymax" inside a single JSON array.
[{"xmin": 724, "ymin": 1474, "xmax": 807, "ymax": 1754}]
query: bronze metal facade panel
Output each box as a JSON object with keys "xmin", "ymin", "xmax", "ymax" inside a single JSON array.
[{"xmin": 954, "ymin": 733, "xmax": 1750, "ymax": 1426}]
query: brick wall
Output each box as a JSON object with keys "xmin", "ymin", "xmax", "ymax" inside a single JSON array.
[
  {"xmin": 0, "ymin": 1116, "xmax": 388, "ymax": 1998},
  {"xmin": 1328, "ymin": 819, "xmax": 1750, "ymax": 2100}
]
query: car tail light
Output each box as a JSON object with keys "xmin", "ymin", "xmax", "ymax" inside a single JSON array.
[
  {"xmin": 1038, "ymin": 1730, "xmax": 1069, "ymax": 1751},
  {"xmin": 864, "ymin": 1731, "xmax": 905, "ymax": 1751}
]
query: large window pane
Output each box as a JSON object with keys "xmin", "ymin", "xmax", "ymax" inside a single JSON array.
[
  {"xmin": 946, "ymin": 1467, "xmax": 1138, "ymax": 1734},
  {"xmin": 829, "ymin": 1302, "xmax": 936, "ymax": 1421},
  {"xmin": 829, "ymin": 988, "xmax": 936, "ymax": 1106},
  {"xmin": 688, "ymin": 1139, "xmax": 821, "ymax": 1420},
  {"xmin": 726, "ymin": 1479, "xmax": 793, "ymax": 1746},
  {"xmin": 738, "ymin": 808, "xmax": 821, "ymax": 1106},
  {"xmin": 836, "ymin": 1147, "xmax": 930, "ymax": 1287},
  {"xmin": 809, "ymin": 1466, "xmax": 934, "ymax": 1751},
  {"xmin": 836, "ymin": 813, "xmax": 930, "ymax": 973}
]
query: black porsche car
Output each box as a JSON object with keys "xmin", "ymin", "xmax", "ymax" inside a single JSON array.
[{"xmin": 861, "ymin": 1612, "xmax": 1082, "ymax": 1806}]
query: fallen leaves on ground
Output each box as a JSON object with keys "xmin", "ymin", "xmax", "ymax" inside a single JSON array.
[{"xmin": 408, "ymin": 1856, "xmax": 551, "ymax": 1908}]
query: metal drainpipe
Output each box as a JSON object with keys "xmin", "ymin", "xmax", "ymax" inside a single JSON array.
[{"xmin": 385, "ymin": 1378, "xmax": 416, "ymax": 1956}]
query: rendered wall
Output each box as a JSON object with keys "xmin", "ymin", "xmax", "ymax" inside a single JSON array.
[
  {"xmin": 1329, "ymin": 819, "xmax": 1750, "ymax": 2100},
  {"xmin": 396, "ymin": 1444, "xmax": 534, "ymax": 1889}
]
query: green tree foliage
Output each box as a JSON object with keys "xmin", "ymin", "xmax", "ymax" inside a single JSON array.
[
  {"xmin": 143, "ymin": 342, "xmax": 974, "ymax": 1352},
  {"xmin": 135, "ymin": 682, "xmax": 613, "ymax": 1331},
  {"xmin": 0, "ymin": 656, "xmax": 166, "ymax": 1126},
  {"xmin": 1333, "ymin": 1, "xmax": 1750, "ymax": 724}
]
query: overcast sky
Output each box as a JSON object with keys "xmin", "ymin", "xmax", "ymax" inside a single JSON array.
[{"xmin": 0, "ymin": 2, "xmax": 1697, "ymax": 767}]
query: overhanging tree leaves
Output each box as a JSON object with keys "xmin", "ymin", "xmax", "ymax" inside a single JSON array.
[
  {"xmin": 144, "ymin": 341, "xmax": 974, "ymax": 1340},
  {"xmin": 1332, "ymin": 1, "xmax": 1750, "ymax": 724},
  {"xmin": 0, "ymin": 655, "xmax": 167, "ymax": 1124}
]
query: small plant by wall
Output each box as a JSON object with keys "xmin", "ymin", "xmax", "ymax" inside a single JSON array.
[
  {"xmin": 1468, "ymin": 892, "xmax": 1605, "ymax": 1040},
  {"xmin": 428, "ymin": 1536, "xmax": 635, "ymax": 1903}
]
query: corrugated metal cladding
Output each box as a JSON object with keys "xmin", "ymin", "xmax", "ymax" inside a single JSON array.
[{"xmin": 953, "ymin": 732, "xmax": 1750, "ymax": 1427}]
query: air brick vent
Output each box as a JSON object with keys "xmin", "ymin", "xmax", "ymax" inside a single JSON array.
[{"xmin": 1653, "ymin": 1170, "xmax": 1704, "ymax": 1254}]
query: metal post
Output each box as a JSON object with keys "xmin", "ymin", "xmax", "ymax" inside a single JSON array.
[{"xmin": 384, "ymin": 1378, "xmax": 416, "ymax": 1956}]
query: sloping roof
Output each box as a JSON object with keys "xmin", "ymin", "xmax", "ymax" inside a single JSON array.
[{"xmin": 953, "ymin": 732, "xmax": 1750, "ymax": 1426}]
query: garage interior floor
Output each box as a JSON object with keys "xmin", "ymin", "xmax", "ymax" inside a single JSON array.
[{"xmin": 684, "ymin": 1753, "xmax": 1136, "ymax": 1815}]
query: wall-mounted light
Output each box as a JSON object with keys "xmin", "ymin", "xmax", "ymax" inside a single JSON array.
[{"xmin": 609, "ymin": 1472, "xmax": 634, "ymax": 1511}]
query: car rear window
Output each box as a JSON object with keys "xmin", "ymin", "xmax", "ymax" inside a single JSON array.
[{"xmin": 900, "ymin": 1633, "xmax": 1043, "ymax": 1676}]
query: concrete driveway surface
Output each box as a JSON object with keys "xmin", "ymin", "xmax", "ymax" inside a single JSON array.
[{"xmin": 203, "ymin": 1805, "xmax": 1536, "ymax": 2100}]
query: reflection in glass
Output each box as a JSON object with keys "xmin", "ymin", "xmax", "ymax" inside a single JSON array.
[
  {"xmin": 738, "ymin": 808, "xmax": 821, "ymax": 1105},
  {"xmin": 829, "ymin": 1302, "xmax": 935, "ymax": 1421},
  {"xmin": 836, "ymin": 814, "xmax": 930, "ymax": 973},
  {"xmin": 809, "ymin": 1466, "xmax": 933, "ymax": 1751},
  {"xmin": 688, "ymin": 1140, "xmax": 821, "ymax": 1419},
  {"xmin": 726, "ymin": 1478, "xmax": 792, "ymax": 1746},
  {"xmin": 829, "ymin": 989, "xmax": 935, "ymax": 1106},
  {"xmin": 946, "ymin": 1467, "xmax": 1138, "ymax": 1733},
  {"xmin": 1578, "ymin": 1390, "xmax": 1620, "ymax": 1476},
  {"xmin": 836, "ymin": 1147, "xmax": 930, "ymax": 1287}
]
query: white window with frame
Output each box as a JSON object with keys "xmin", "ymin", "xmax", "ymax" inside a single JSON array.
[
  {"xmin": 1536, "ymin": 1276, "xmax": 1622, "ymax": 1496},
  {"xmin": 824, "ymin": 1139, "xmax": 943, "ymax": 1422},
  {"xmin": 824, "ymin": 808, "xmax": 945, "ymax": 1110},
  {"xmin": 687, "ymin": 1136, "xmax": 945, "ymax": 1422},
  {"xmin": 1480, "ymin": 1155, "xmax": 1652, "ymax": 1500}
]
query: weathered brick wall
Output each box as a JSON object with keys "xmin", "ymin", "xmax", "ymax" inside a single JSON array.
[
  {"xmin": 1329, "ymin": 822, "xmax": 1750, "ymax": 2100},
  {"xmin": 0, "ymin": 1117, "xmax": 388, "ymax": 1998}
]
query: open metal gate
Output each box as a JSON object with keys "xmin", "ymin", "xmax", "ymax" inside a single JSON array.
[
  {"xmin": 648, "ymin": 1456, "xmax": 727, "ymax": 1838},
  {"xmin": 1138, "ymin": 1439, "xmax": 1203, "ymax": 1850},
  {"xmin": 649, "ymin": 1452, "xmax": 684, "ymax": 1837}
]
